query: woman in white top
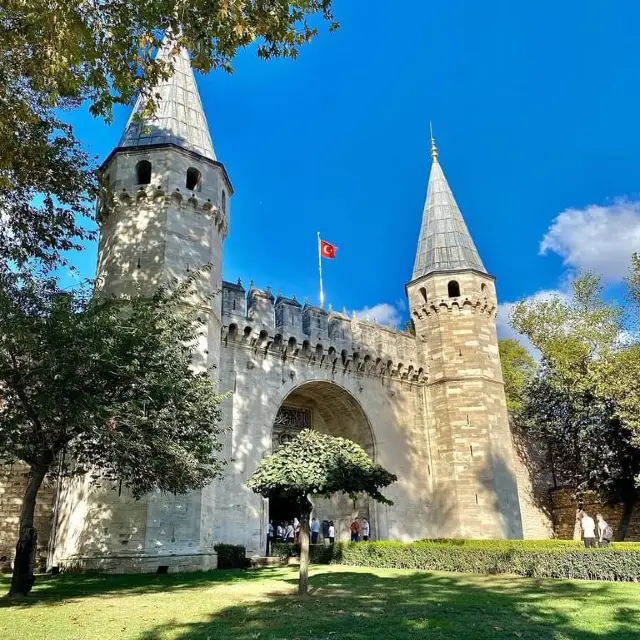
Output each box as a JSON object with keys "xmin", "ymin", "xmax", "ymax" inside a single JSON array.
[
  {"xmin": 328, "ymin": 520, "xmax": 335, "ymax": 544},
  {"xmin": 285, "ymin": 521, "xmax": 294, "ymax": 543}
]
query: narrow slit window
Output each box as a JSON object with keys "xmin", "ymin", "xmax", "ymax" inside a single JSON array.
[
  {"xmin": 186, "ymin": 167, "xmax": 202, "ymax": 191},
  {"xmin": 135, "ymin": 160, "xmax": 152, "ymax": 185}
]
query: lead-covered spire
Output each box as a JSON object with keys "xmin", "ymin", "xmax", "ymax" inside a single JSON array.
[
  {"xmin": 118, "ymin": 34, "xmax": 216, "ymax": 160},
  {"xmin": 411, "ymin": 136, "xmax": 486, "ymax": 280}
]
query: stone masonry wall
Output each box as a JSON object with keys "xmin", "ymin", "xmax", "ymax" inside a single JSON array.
[
  {"xmin": 0, "ymin": 464, "xmax": 56, "ymax": 569},
  {"xmin": 408, "ymin": 270, "xmax": 525, "ymax": 539},
  {"xmin": 214, "ymin": 322, "xmax": 436, "ymax": 556},
  {"xmin": 550, "ymin": 488, "xmax": 640, "ymax": 541},
  {"xmin": 510, "ymin": 421, "xmax": 554, "ymax": 539}
]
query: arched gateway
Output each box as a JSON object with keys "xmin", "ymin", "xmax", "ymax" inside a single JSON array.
[{"xmin": 270, "ymin": 381, "xmax": 377, "ymax": 542}]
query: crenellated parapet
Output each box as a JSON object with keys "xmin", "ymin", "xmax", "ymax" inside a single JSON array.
[{"xmin": 221, "ymin": 281, "xmax": 427, "ymax": 383}]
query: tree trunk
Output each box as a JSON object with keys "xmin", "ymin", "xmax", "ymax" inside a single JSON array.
[
  {"xmin": 298, "ymin": 513, "xmax": 310, "ymax": 597},
  {"xmin": 9, "ymin": 465, "xmax": 48, "ymax": 597}
]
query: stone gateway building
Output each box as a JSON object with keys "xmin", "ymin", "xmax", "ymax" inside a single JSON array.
[{"xmin": 0, "ymin": 41, "xmax": 553, "ymax": 573}]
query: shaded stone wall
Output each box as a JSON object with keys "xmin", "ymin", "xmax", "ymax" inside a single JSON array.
[
  {"xmin": 550, "ymin": 488, "xmax": 640, "ymax": 541},
  {"xmin": 510, "ymin": 422, "xmax": 555, "ymax": 539},
  {"xmin": 0, "ymin": 464, "xmax": 56, "ymax": 568}
]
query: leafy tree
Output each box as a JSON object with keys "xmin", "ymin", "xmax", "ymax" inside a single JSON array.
[
  {"xmin": 498, "ymin": 338, "xmax": 536, "ymax": 414},
  {"xmin": 511, "ymin": 269, "xmax": 640, "ymax": 537},
  {"xmin": 0, "ymin": 84, "xmax": 97, "ymax": 269},
  {"xmin": 2, "ymin": 1, "xmax": 338, "ymax": 268},
  {"xmin": 0, "ymin": 269, "xmax": 227, "ymax": 596},
  {"xmin": 596, "ymin": 254, "xmax": 640, "ymax": 444},
  {"xmin": 247, "ymin": 430, "xmax": 396, "ymax": 596}
]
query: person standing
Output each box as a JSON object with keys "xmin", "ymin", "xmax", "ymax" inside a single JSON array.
[
  {"xmin": 362, "ymin": 518, "xmax": 370, "ymax": 542},
  {"xmin": 276, "ymin": 522, "xmax": 284, "ymax": 543},
  {"xmin": 580, "ymin": 510, "xmax": 597, "ymax": 548},
  {"xmin": 328, "ymin": 520, "xmax": 335, "ymax": 544},
  {"xmin": 266, "ymin": 519, "xmax": 274, "ymax": 556},
  {"xmin": 311, "ymin": 517, "xmax": 320, "ymax": 545},
  {"xmin": 596, "ymin": 513, "xmax": 613, "ymax": 546},
  {"xmin": 285, "ymin": 520, "xmax": 295, "ymax": 543},
  {"xmin": 350, "ymin": 519, "xmax": 360, "ymax": 542},
  {"xmin": 293, "ymin": 517, "xmax": 300, "ymax": 543}
]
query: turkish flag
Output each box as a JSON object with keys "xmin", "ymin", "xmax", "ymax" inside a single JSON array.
[{"xmin": 320, "ymin": 240, "xmax": 337, "ymax": 260}]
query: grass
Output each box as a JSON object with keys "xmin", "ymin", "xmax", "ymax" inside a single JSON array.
[{"xmin": 1, "ymin": 565, "xmax": 640, "ymax": 639}]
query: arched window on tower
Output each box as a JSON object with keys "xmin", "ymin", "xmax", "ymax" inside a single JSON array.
[
  {"xmin": 419, "ymin": 287, "xmax": 428, "ymax": 304},
  {"xmin": 186, "ymin": 167, "xmax": 202, "ymax": 191},
  {"xmin": 448, "ymin": 280, "xmax": 461, "ymax": 298},
  {"xmin": 221, "ymin": 190, "xmax": 227, "ymax": 215},
  {"xmin": 135, "ymin": 160, "xmax": 152, "ymax": 185}
]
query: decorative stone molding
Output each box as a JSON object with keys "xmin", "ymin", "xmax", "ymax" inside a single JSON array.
[
  {"xmin": 411, "ymin": 296, "xmax": 497, "ymax": 321},
  {"xmin": 98, "ymin": 186, "xmax": 228, "ymax": 235},
  {"xmin": 222, "ymin": 321, "xmax": 426, "ymax": 384}
]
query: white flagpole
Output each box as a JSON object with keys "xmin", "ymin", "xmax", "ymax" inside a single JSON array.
[{"xmin": 317, "ymin": 231, "xmax": 324, "ymax": 308}]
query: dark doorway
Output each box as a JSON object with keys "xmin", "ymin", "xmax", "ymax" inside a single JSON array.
[{"xmin": 269, "ymin": 496, "xmax": 300, "ymax": 533}]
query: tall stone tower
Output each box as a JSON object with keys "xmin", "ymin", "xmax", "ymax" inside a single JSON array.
[
  {"xmin": 97, "ymin": 35, "xmax": 232, "ymax": 371},
  {"xmin": 406, "ymin": 136, "xmax": 523, "ymax": 539},
  {"xmin": 72, "ymin": 36, "xmax": 234, "ymax": 567}
]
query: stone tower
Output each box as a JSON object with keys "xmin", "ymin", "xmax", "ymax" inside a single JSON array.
[
  {"xmin": 50, "ymin": 36, "xmax": 234, "ymax": 569},
  {"xmin": 96, "ymin": 34, "xmax": 232, "ymax": 371},
  {"xmin": 406, "ymin": 135, "xmax": 523, "ymax": 539}
]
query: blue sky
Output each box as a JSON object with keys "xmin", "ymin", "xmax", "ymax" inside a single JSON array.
[{"xmin": 65, "ymin": 0, "xmax": 640, "ymax": 331}]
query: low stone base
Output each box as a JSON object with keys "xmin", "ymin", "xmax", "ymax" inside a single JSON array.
[{"xmin": 57, "ymin": 553, "xmax": 217, "ymax": 574}]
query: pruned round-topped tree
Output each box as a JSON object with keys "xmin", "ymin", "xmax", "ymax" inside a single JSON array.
[{"xmin": 247, "ymin": 429, "xmax": 396, "ymax": 596}]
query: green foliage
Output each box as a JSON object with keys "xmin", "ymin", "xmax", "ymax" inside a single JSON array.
[
  {"xmin": 596, "ymin": 254, "xmax": 640, "ymax": 446},
  {"xmin": 510, "ymin": 267, "xmax": 640, "ymax": 505},
  {"xmin": 498, "ymin": 338, "xmax": 536, "ymax": 414},
  {"xmin": 247, "ymin": 430, "xmax": 397, "ymax": 514},
  {"xmin": 249, "ymin": 430, "xmax": 395, "ymax": 596},
  {"xmin": 511, "ymin": 274, "xmax": 621, "ymax": 392},
  {"xmin": 278, "ymin": 539, "xmax": 640, "ymax": 582},
  {"xmin": 0, "ymin": 82, "xmax": 96, "ymax": 269},
  {"xmin": 213, "ymin": 544, "xmax": 246, "ymax": 570},
  {"xmin": 2, "ymin": 2, "xmax": 338, "ymax": 119},
  {"xmin": 0, "ymin": 268, "xmax": 227, "ymax": 496}
]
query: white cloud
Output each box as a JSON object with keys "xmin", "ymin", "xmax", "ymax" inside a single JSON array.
[
  {"xmin": 540, "ymin": 199, "xmax": 640, "ymax": 281},
  {"xmin": 353, "ymin": 303, "xmax": 402, "ymax": 327}
]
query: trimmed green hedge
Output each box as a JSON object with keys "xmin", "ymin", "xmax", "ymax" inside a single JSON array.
[
  {"xmin": 214, "ymin": 543, "xmax": 246, "ymax": 569},
  {"xmin": 271, "ymin": 539, "xmax": 640, "ymax": 582}
]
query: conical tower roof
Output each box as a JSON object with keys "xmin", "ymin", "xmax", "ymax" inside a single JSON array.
[
  {"xmin": 412, "ymin": 137, "xmax": 486, "ymax": 280},
  {"xmin": 118, "ymin": 36, "xmax": 216, "ymax": 160}
]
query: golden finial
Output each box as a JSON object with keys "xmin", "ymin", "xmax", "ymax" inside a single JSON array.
[{"xmin": 430, "ymin": 121, "xmax": 438, "ymax": 163}]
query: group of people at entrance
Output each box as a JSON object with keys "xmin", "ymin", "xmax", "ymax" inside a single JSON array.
[
  {"xmin": 266, "ymin": 517, "xmax": 370, "ymax": 554},
  {"xmin": 579, "ymin": 511, "xmax": 614, "ymax": 547}
]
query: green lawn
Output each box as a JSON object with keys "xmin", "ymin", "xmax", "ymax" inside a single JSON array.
[{"xmin": 1, "ymin": 565, "xmax": 640, "ymax": 639}]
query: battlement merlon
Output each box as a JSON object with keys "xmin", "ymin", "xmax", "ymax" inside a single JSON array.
[{"xmin": 221, "ymin": 282, "xmax": 427, "ymax": 383}]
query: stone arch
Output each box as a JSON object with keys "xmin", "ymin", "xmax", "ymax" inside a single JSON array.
[{"xmin": 269, "ymin": 380, "xmax": 378, "ymax": 543}]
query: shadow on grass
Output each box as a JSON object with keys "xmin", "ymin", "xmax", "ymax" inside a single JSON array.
[
  {"xmin": 0, "ymin": 567, "xmax": 287, "ymax": 607},
  {"xmin": 135, "ymin": 569, "xmax": 640, "ymax": 640}
]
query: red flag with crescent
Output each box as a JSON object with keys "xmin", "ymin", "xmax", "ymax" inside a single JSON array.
[{"xmin": 320, "ymin": 240, "xmax": 337, "ymax": 260}]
